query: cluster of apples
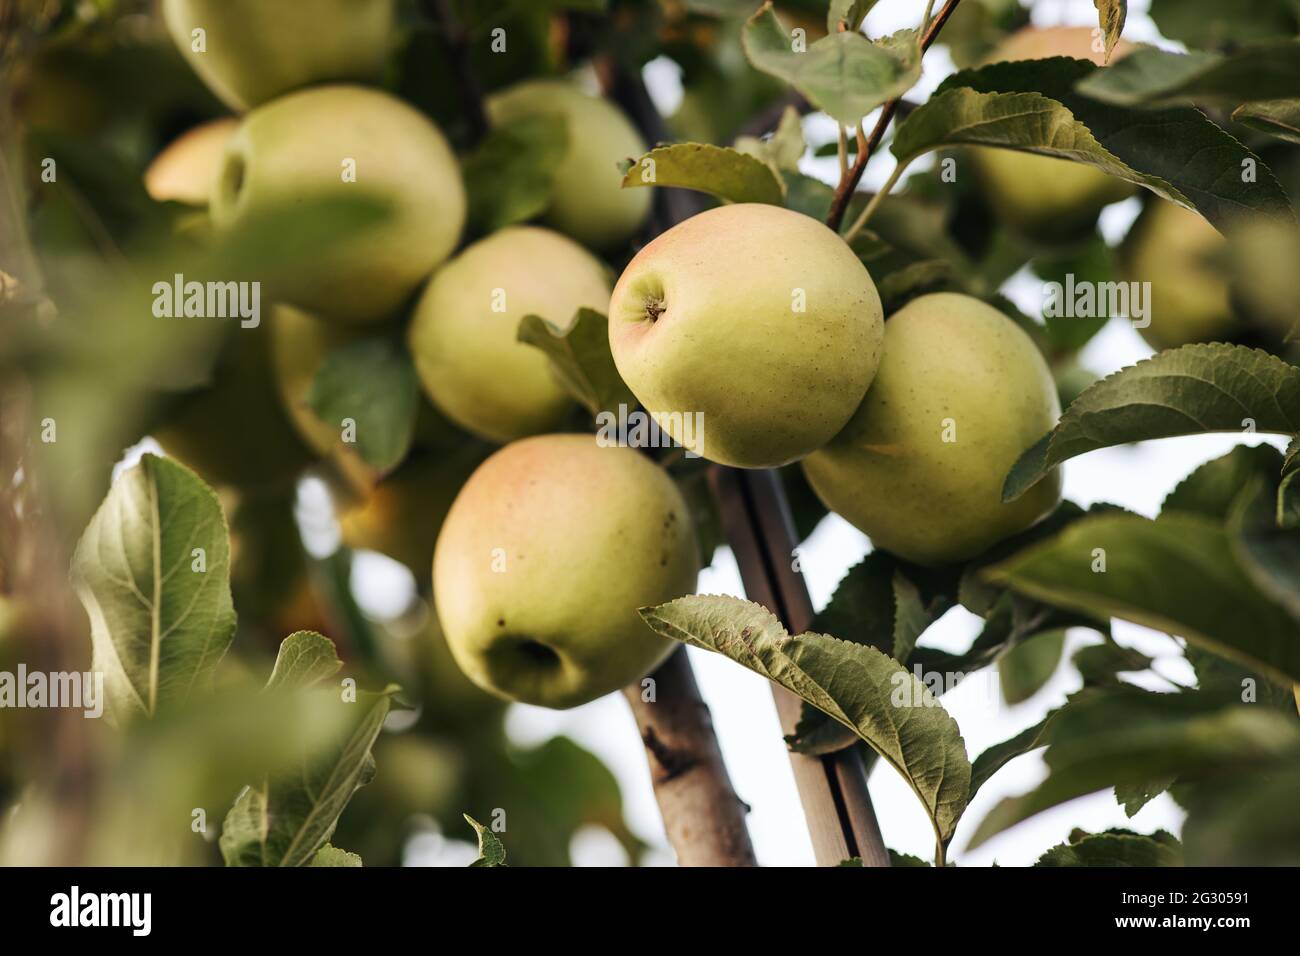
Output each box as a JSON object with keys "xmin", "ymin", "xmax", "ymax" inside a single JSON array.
[
  {"xmin": 145, "ymin": 5, "xmax": 1226, "ymax": 712},
  {"xmin": 148, "ymin": 0, "xmax": 686, "ymax": 710}
]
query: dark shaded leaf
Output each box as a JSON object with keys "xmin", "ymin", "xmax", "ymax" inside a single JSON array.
[
  {"xmin": 1003, "ymin": 345, "xmax": 1300, "ymax": 502},
  {"xmin": 306, "ymin": 337, "xmax": 418, "ymax": 473},
  {"xmin": 462, "ymin": 114, "xmax": 568, "ymax": 233},
  {"xmin": 968, "ymin": 688, "xmax": 1300, "ymax": 849},
  {"xmin": 1077, "ymin": 42, "xmax": 1300, "ymax": 107},
  {"xmin": 517, "ymin": 308, "xmax": 636, "ymax": 417},
  {"xmin": 987, "ymin": 512, "xmax": 1300, "ymax": 687},
  {"xmin": 1035, "ymin": 828, "xmax": 1182, "ymax": 866},
  {"xmin": 1160, "ymin": 444, "xmax": 1283, "ymax": 520},
  {"xmin": 922, "ymin": 58, "xmax": 1294, "ymax": 231}
]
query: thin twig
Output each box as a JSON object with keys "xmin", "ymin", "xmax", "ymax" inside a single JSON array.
[
  {"xmin": 842, "ymin": 156, "xmax": 910, "ymax": 243},
  {"xmin": 825, "ymin": 0, "xmax": 962, "ymax": 232}
]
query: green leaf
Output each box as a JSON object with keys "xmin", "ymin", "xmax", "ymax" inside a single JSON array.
[
  {"xmin": 968, "ymin": 688, "xmax": 1300, "ymax": 849},
  {"xmin": 1281, "ymin": 437, "xmax": 1300, "ymax": 527},
  {"xmin": 1033, "ymin": 236, "xmax": 1115, "ymax": 352},
  {"xmin": 640, "ymin": 595, "xmax": 970, "ymax": 853},
  {"xmin": 792, "ymin": 555, "xmax": 955, "ymax": 755},
  {"xmin": 1184, "ymin": 640, "xmax": 1299, "ymax": 714},
  {"xmin": 1180, "ymin": 766, "xmax": 1300, "ymax": 865},
  {"xmin": 501, "ymin": 736, "xmax": 644, "ymax": 865},
  {"xmin": 733, "ymin": 104, "xmax": 807, "ymax": 173},
  {"xmin": 999, "ymin": 629, "xmax": 1066, "ymax": 704},
  {"xmin": 876, "ymin": 259, "xmax": 963, "ymax": 314},
  {"xmin": 887, "ymin": 849, "xmax": 932, "ymax": 867},
  {"xmin": 305, "ymin": 336, "xmax": 418, "ymax": 473},
  {"xmin": 465, "ymin": 814, "xmax": 508, "ymax": 867},
  {"xmin": 1073, "ymin": 640, "xmax": 1154, "ymax": 687},
  {"xmin": 986, "ymin": 512, "xmax": 1300, "ymax": 687},
  {"xmin": 462, "ymin": 114, "xmax": 568, "ymax": 233},
  {"xmin": 1229, "ymin": 477, "xmax": 1300, "ymax": 622},
  {"xmin": 826, "ymin": 0, "xmax": 879, "ymax": 33},
  {"xmin": 621, "ymin": 143, "xmax": 784, "ymax": 205},
  {"xmin": 70, "ymin": 454, "xmax": 236, "ymax": 720},
  {"xmin": 309, "ymin": 845, "xmax": 362, "ymax": 867},
  {"xmin": 1093, "ymin": 1, "xmax": 1127, "ymax": 62},
  {"xmin": 1077, "ymin": 43, "xmax": 1300, "ymax": 108},
  {"xmin": 1233, "ymin": 99, "xmax": 1300, "ymax": 145},
  {"xmin": 1115, "ymin": 779, "xmax": 1173, "ymax": 817},
  {"xmin": 517, "ymin": 308, "xmax": 636, "ymax": 417},
  {"xmin": 1003, "ymin": 345, "xmax": 1300, "ymax": 502},
  {"xmin": 1148, "ymin": 0, "xmax": 1299, "ymax": 51},
  {"xmin": 812, "ymin": 553, "xmax": 955, "ymax": 660},
  {"xmin": 742, "ymin": 2, "xmax": 921, "ymax": 127},
  {"xmin": 1161, "ymin": 444, "xmax": 1284, "ymax": 520},
  {"xmin": 921, "ymin": 58, "xmax": 1294, "ymax": 231},
  {"xmin": 969, "ymin": 709, "xmax": 1058, "ymax": 799},
  {"xmin": 220, "ymin": 634, "xmax": 398, "ymax": 867},
  {"xmin": 1035, "ymin": 828, "xmax": 1182, "ymax": 866},
  {"xmin": 265, "ymin": 630, "xmax": 343, "ymax": 692}
]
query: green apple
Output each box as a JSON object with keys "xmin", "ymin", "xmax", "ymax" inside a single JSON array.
[
  {"xmin": 144, "ymin": 117, "xmax": 239, "ymax": 205},
  {"xmin": 486, "ymin": 79, "xmax": 650, "ymax": 249},
  {"xmin": 151, "ymin": 326, "xmax": 316, "ymax": 492},
  {"xmin": 1120, "ymin": 199, "xmax": 1238, "ymax": 350},
  {"xmin": 408, "ymin": 226, "xmax": 612, "ymax": 444},
  {"xmin": 968, "ymin": 26, "xmax": 1137, "ymax": 242},
  {"xmin": 339, "ymin": 443, "xmax": 489, "ymax": 577},
  {"xmin": 433, "ymin": 434, "xmax": 699, "ymax": 709},
  {"xmin": 802, "ymin": 293, "xmax": 1062, "ymax": 566},
  {"xmin": 162, "ymin": 0, "xmax": 395, "ymax": 111},
  {"xmin": 210, "ymin": 85, "xmax": 465, "ymax": 324},
  {"xmin": 608, "ymin": 203, "xmax": 884, "ymax": 469}
]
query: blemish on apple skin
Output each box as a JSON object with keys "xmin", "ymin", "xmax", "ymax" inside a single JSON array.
[{"xmin": 497, "ymin": 618, "xmax": 506, "ymax": 627}]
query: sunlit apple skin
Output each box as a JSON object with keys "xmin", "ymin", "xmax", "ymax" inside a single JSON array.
[
  {"xmin": 144, "ymin": 117, "xmax": 239, "ymax": 205},
  {"xmin": 608, "ymin": 203, "xmax": 884, "ymax": 469},
  {"xmin": 802, "ymin": 293, "xmax": 1062, "ymax": 566},
  {"xmin": 968, "ymin": 26, "xmax": 1137, "ymax": 242},
  {"xmin": 210, "ymin": 85, "xmax": 465, "ymax": 324},
  {"xmin": 486, "ymin": 79, "xmax": 650, "ymax": 249},
  {"xmin": 1120, "ymin": 199, "xmax": 1238, "ymax": 351},
  {"xmin": 408, "ymin": 227, "xmax": 612, "ymax": 444},
  {"xmin": 162, "ymin": 0, "xmax": 395, "ymax": 111},
  {"xmin": 433, "ymin": 434, "xmax": 699, "ymax": 710}
]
